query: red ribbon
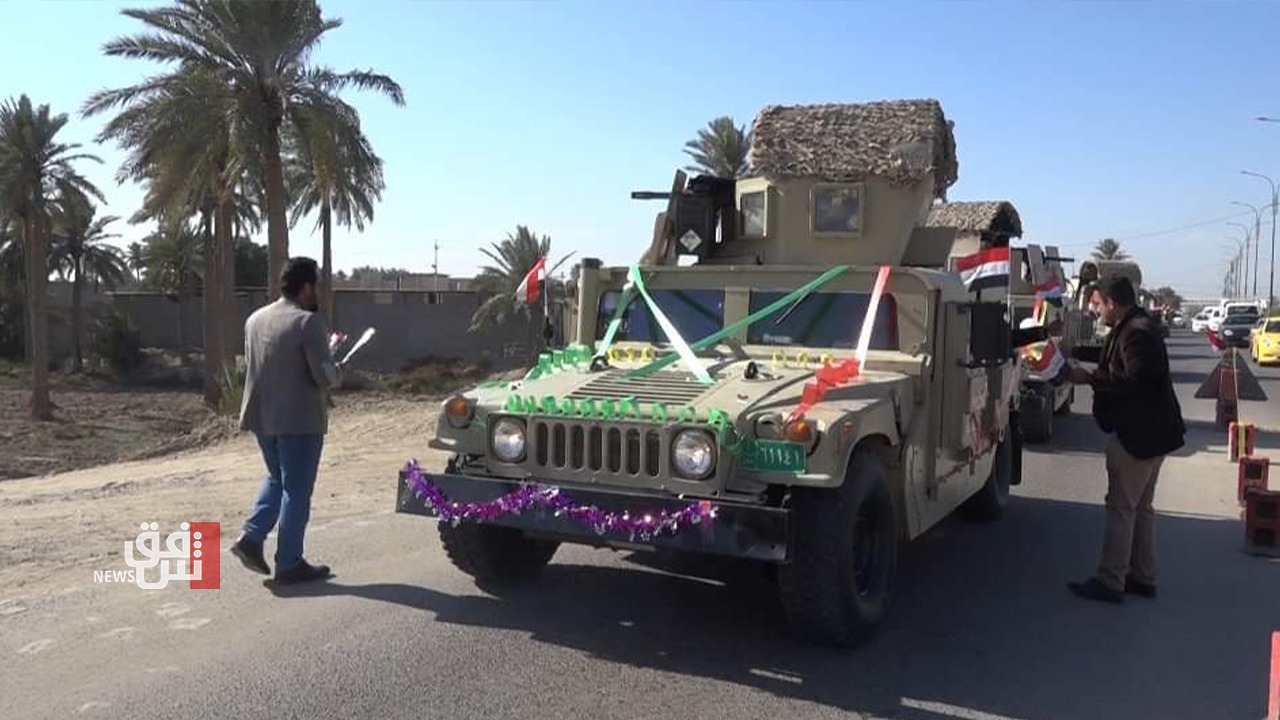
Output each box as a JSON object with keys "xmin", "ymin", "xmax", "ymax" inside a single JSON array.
[{"xmin": 787, "ymin": 265, "xmax": 891, "ymax": 422}]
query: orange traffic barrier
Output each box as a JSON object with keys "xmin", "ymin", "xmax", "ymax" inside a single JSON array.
[
  {"xmin": 1245, "ymin": 488, "xmax": 1280, "ymax": 558},
  {"xmin": 1240, "ymin": 457, "xmax": 1271, "ymax": 504},
  {"xmin": 1269, "ymin": 631, "xmax": 1279, "ymax": 720},
  {"xmin": 1230, "ymin": 422, "xmax": 1257, "ymax": 462}
]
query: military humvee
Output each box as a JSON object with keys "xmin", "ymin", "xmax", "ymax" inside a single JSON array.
[
  {"xmin": 1074, "ymin": 259, "xmax": 1144, "ymax": 347},
  {"xmin": 1010, "ymin": 243, "xmax": 1078, "ymax": 443},
  {"xmin": 396, "ymin": 99, "xmax": 1019, "ymax": 647}
]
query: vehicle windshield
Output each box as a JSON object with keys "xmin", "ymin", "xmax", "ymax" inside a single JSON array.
[
  {"xmin": 1266, "ymin": 320, "xmax": 1280, "ymax": 333},
  {"xmin": 1224, "ymin": 313, "xmax": 1259, "ymax": 326},
  {"xmin": 1227, "ymin": 306, "xmax": 1257, "ymax": 317},
  {"xmin": 746, "ymin": 291, "xmax": 898, "ymax": 350},
  {"xmin": 596, "ymin": 289, "xmax": 724, "ymax": 344}
]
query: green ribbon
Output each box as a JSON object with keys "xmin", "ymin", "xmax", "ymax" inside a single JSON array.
[
  {"xmin": 626, "ymin": 264, "xmax": 851, "ymax": 379},
  {"xmin": 624, "ymin": 265, "xmax": 714, "ymax": 384},
  {"xmin": 595, "ymin": 283, "xmax": 637, "ymax": 359}
]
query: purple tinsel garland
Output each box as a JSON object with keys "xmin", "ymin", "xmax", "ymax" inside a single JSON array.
[{"xmin": 402, "ymin": 459, "xmax": 717, "ymax": 541}]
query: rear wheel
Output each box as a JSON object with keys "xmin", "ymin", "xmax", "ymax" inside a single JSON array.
[
  {"xmin": 439, "ymin": 522, "xmax": 559, "ymax": 587},
  {"xmin": 1019, "ymin": 388, "xmax": 1053, "ymax": 443},
  {"xmin": 778, "ymin": 447, "xmax": 899, "ymax": 647}
]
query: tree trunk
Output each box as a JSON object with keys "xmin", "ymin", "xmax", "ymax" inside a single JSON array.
[
  {"xmin": 71, "ymin": 253, "xmax": 83, "ymax": 373},
  {"xmin": 264, "ymin": 124, "xmax": 289, "ymax": 302},
  {"xmin": 221, "ymin": 201, "xmax": 238, "ymax": 377},
  {"xmin": 18, "ymin": 233, "xmax": 30, "ymax": 363},
  {"xmin": 24, "ymin": 212, "xmax": 51, "ymax": 420},
  {"xmin": 321, "ymin": 197, "xmax": 334, "ymax": 323},
  {"xmin": 201, "ymin": 209, "xmax": 223, "ymax": 406}
]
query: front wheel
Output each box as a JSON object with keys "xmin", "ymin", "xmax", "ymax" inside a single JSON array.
[
  {"xmin": 778, "ymin": 447, "xmax": 899, "ymax": 647},
  {"xmin": 439, "ymin": 522, "xmax": 559, "ymax": 587},
  {"xmin": 1019, "ymin": 389, "xmax": 1053, "ymax": 443}
]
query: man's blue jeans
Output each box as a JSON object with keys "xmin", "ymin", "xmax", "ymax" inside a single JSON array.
[{"xmin": 242, "ymin": 434, "xmax": 325, "ymax": 571}]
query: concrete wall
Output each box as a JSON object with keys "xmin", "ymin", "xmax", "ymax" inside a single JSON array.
[{"xmin": 101, "ymin": 287, "xmax": 540, "ymax": 372}]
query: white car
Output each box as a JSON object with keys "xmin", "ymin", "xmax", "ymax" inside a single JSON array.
[
  {"xmin": 1190, "ymin": 312, "xmax": 1210, "ymax": 332},
  {"xmin": 1206, "ymin": 307, "xmax": 1226, "ymax": 332}
]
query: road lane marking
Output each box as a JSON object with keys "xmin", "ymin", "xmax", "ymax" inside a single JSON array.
[
  {"xmin": 901, "ymin": 698, "xmax": 1042, "ymax": 720},
  {"xmin": 17, "ymin": 639, "xmax": 54, "ymax": 655}
]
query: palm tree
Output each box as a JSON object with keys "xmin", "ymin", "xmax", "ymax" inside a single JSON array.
[
  {"xmin": 96, "ymin": 0, "xmax": 404, "ymax": 301},
  {"xmin": 126, "ymin": 241, "xmax": 146, "ymax": 282},
  {"xmin": 1092, "ymin": 238, "xmax": 1129, "ymax": 260},
  {"xmin": 86, "ymin": 64, "xmax": 250, "ymax": 405},
  {"xmin": 469, "ymin": 226, "xmax": 574, "ymax": 359},
  {"xmin": 49, "ymin": 199, "xmax": 129, "ymax": 371},
  {"xmin": 683, "ymin": 116, "xmax": 751, "ymax": 178},
  {"xmin": 286, "ymin": 95, "xmax": 387, "ymax": 321},
  {"xmin": 0, "ymin": 95, "xmax": 103, "ymax": 419},
  {"xmin": 139, "ymin": 220, "xmax": 203, "ymax": 352}
]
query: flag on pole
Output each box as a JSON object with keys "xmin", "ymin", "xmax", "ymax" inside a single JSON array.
[
  {"xmin": 514, "ymin": 257, "xmax": 546, "ymax": 305},
  {"xmin": 954, "ymin": 246, "xmax": 1010, "ymax": 291}
]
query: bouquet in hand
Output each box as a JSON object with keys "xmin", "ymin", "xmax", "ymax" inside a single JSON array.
[{"xmin": 328, "ymin": 331, "xmax": 349, "ymax": 357}]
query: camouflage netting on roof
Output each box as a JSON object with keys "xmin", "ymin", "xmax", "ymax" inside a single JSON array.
[
  {"xmin": 746, "ymin": 99, "xmax": 959, "ymax": 197},
  {"xmin": 925, "ymin": 200, "xmax": 1022, "ymax": 237}
]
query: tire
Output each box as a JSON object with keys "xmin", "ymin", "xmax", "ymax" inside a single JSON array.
[
  {"xmin": 1019, "ymin": 390, "xmax": 1053, "ymax": 443},
  {"xmin": 438, "ymin": 521, "xmax": 559, "ymax": 586},
  {"xmin": 778, "ymin": 447, "xmax": 899, "ymax": 648},
  {"xmin": 1054, "ymin": 385, "xmax": 1074, "ymax": 416},
  {"xmin": 960, "ymin": 433, "xmax": 1013, "ymax": 521}
]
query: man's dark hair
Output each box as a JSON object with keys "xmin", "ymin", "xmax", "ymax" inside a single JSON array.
[
  {"xmin": 1098, "ymin": 275, "xmax": 1136, "ymax": 307},
  {"xmin": 281, "ymin": 257, "xmax": 319, "ymax": 298}
]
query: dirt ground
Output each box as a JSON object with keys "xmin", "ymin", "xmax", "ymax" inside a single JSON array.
[
  {"xmin": 0, "ymin": 369, "xmax": 222, "ymax": 481},
  {"xmin": 0, "ymin": 384, "xmax": 447, "ymax": 601}
]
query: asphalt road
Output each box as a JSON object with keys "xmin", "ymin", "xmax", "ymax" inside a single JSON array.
[{"xmin": 3, "ymin": 331, "xmax": 1278, "ymax": 720}]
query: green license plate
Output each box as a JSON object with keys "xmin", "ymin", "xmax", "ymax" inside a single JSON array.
[{"xmin": 740, "ymin": 439, "xmax": 807, "ymax": 473}]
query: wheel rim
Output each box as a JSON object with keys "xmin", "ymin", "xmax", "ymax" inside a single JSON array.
[{"xmin": 852, "ymin": 495, "xmax": 889, "ymax": 598}]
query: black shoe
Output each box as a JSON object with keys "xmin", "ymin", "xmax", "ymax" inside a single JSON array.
[
  {"xmin": 1124, "ymin": 577, "xmax": 1157, "ymax": 598},
  {"xmin": 1067, "ymin": 577, "xmax": 1124, "ymax": 604},
  {"xmin": 274, "ymin": 559, "xmax": 332, "ymax": 585},
  {"xmin": 231, "ymin": 536, "xmax": 271, "ymax": 575}
]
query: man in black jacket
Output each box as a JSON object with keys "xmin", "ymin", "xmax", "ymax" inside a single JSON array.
[{"xmin": 1066, "ymin": 276, "xmax": 1185, "ymax": 604}]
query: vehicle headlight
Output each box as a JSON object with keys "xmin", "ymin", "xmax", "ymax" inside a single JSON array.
[
  {"xmin": 491, "ymin": 417, "xmax": 527, "ymax": 463},
  {"xmin": 672, "ymin": 429, "xmax": 716, "ymax": 479}
]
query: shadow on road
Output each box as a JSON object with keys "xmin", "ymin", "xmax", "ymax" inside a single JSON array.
[{"xmin": 272, "ymin": 496, "xmax": 1279, "ymax": 720}]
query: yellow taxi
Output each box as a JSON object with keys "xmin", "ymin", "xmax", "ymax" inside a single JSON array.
[{"xmin": 1252, "ymin": 316, "xmax": 1280, "ymax": 365}]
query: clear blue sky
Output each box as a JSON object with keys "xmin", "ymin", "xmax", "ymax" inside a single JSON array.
[{"xmin": 4, "ymin": 0, "xmax": 1280, "ymax": 298}]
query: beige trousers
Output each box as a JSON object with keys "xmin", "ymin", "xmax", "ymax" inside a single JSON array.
[{"xmin": 1097, "ymin": 434, "xmax": 1165, "ymax": 591}]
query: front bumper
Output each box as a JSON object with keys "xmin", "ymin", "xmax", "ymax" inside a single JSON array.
[
  {"xmin": 1221, "ymin": 333, "xmax": 1251, "ymax": 347},
  {"xmin": 395, "ymin": 469, "xmax": 789, "ymax": 562},
  {"xmin": 1256, "ymin": 344, "xmax": 1280, "ymax": 363}
]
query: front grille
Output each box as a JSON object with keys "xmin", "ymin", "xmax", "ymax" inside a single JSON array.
[
  {"xmin": 531, "ymin": 419, "xmax": 665, "ymax": 478},
  {"xmin": 569, "ymin": 369, "xmax": 710, "ymax": 406}
]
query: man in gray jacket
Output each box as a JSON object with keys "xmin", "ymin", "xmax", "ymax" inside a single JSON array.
[{"xmin": 231, "ymin": 257, "xmax": 341, "ymax": 584}]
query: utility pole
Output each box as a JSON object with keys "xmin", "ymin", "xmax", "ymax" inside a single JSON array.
[
  {"xmin": 1244, "ymin": 166, "xmax": 1278, "ymax": 309},
  {"xmin": 432, "ymin": 239, "xmax": 440, "ymax": 293},
  {"xmin": 1228, "ymin": 210, "xmax": 1255, "ymax": 295}
]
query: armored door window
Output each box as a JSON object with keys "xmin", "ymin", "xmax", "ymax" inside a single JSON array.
[
  {"xmin": 811, "ymin": 184, "xmax": 862, "ymax": 234},
  {"xmin": 740, "ymin": 190, "xmax": 767, "ymax": 238}
]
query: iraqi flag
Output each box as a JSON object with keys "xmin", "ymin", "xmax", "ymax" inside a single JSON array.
[
  {"xmin": 955, "ymin": 246, "xmax": 1010, "ymax": 291},
  {"xmin": 514, "ymin": 257, "xmax": 546, "ymax": 305}
]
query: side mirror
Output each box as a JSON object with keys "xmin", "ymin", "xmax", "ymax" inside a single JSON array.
[{"xmin": 969, "ymin": 302, "xmax": 1010, "ymax": 366}]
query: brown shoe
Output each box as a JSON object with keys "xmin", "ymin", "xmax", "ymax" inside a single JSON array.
[{"xmin": 1124, "ymin": 577, "xmax": 1157, "ymax": 598}]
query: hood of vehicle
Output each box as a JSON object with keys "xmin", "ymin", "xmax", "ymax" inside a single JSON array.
[{"xmin": 481, "ymin": 359, "xmax": 907, "ymax": 421}]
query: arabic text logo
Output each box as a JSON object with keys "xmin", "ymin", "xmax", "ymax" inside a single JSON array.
[{"xmin": 96, "ymin": 521, "xmax": 221, "ymax": 590}]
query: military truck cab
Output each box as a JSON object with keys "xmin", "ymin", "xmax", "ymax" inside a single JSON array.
[{"xmin": 399, "ymin": 99, "xmax": 1020, "ymax": 648}]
